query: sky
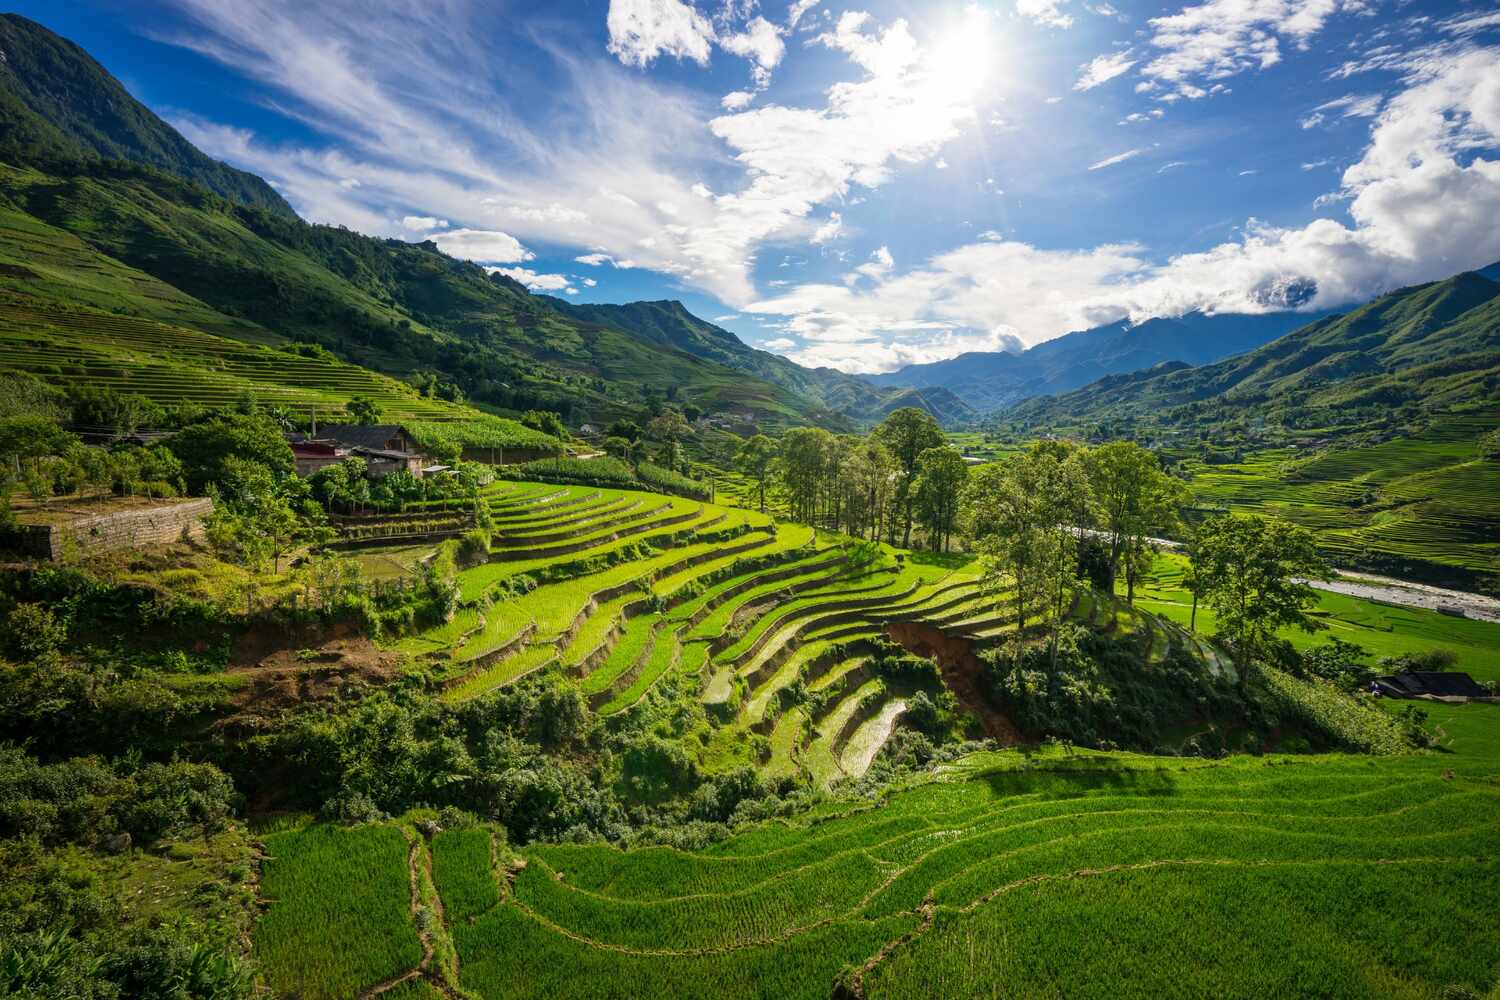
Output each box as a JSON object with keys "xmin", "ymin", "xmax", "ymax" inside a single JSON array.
[{"xmin": 16, "ymin": 0, "xmax": 1500, "ymax": 373}]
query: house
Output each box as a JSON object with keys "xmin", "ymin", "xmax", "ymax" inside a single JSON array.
[
  {"xmin": 1371, "ymin": 672, "xmax": 1488, "ymax": 701},
  {"xmin": 314, "ymin": 424, "xmax": 419, "ymax": 454},
  {"xmin": 352, "ymin": 446, "xmax": 425, "ymax": 478},
  {"xmin": 289, "ymin": 439, "xmax": 349, "ymax": 477},
  {"xmin": 289, "ymin": 424, "xmax": 426, "ymax": 479}
]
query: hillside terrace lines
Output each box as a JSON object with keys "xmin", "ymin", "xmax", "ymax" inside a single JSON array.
[
  {"xmin": 468, "ymin": 755, "xmax": 1500, "ymax": 966},
  {"xmin": 0, "ymin": 301, "xmax": 464, "ymax": 421}
]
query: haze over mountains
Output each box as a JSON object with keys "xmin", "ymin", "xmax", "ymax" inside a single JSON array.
[
  {"xmin": 861, "ymin": 310, "xmax": 1328, "ymax": 413},
  {"xmin": 1005, "ymin": 268, "xmax": 1500, "ymax": 437}
]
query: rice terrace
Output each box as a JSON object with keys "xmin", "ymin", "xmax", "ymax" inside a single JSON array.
[{"xmin": 2, "ymin": 3, "xmax": 1500, "ymax": 999}]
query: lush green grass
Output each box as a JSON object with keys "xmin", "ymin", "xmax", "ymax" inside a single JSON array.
[
  {"xmin": 254, "ymin": 824, "xmax": 422, "ymax": 1000},
  {"xmin": 431, "ymin": 827, "xmax": 500, "ymax": 923},
  {"xmin": 418, "ymin": 713, "xmax": 1500, "ymax": 998},
  {"xmin": 1136, "ymin": 551, "xmax": 1500, "ymax": 681}
]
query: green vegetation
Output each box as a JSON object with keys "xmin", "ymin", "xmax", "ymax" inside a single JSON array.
[
  {"xmin": 255, "ymin": 824, "xmax": 423, "ymax": 999},
  {"xmin": 3, "ymin": 14, "xmax": 1498, "ymax": 1000}
]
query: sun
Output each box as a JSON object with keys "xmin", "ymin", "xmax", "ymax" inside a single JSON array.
[{"xmin": 925, "ymin": 5, "xmax": 999, "ymax": 99}]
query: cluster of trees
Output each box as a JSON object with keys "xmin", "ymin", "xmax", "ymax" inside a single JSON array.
[
  {"xmin": 964, "ymin": 438, "xmax": 1328, "ymax": 686},
  {"xmin": 602, "ymin": 406, "xmax": 698, "ymax": 474},
  {"xmin": 735, "ymin": 408, "xmax": 969, "ymax": 549},
  {"xmin": 737, "ymin": 408, "xmax": 1333, "ymax": 684}
]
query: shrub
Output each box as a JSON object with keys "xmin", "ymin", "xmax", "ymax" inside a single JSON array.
[{"xmin": 3, "ymin": 603, "xmax": 68, "ymax": 660}]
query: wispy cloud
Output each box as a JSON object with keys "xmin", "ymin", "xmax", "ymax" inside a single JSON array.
[
  {"xmin": 1088, "ymin": 148, "xmax": 1146, "ymax": 170},
  {"xmin": 1075, "ymin": 51, "xmax": 1136, "ymax": 90}
]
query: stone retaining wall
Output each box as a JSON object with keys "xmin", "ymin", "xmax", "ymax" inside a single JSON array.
[{"xmin": 13, "ymin": 498, "xmax": 213, "ymax": 560}]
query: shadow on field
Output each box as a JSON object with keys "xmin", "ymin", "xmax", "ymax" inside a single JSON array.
[{"xmin": 979, "ymin": 765, "xmax": 1178, "ymax": 800}]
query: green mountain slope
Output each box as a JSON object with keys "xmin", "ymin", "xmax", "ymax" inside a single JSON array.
[
  {"xmin": 0, "ymin": 19, "xmax": 870, "ymax": 431},
  {"xmin": 548, "ymin": 297, "xmax": 977, "ymax": 425},
  {"xmin": 1004, "ymin": 271, "xmax": 1500, "ymax": 437},
  {"xmin": 1000, "ymin": 271, "xmax": 1500, "ymax": 589},
  {"xmin": 0, "ymin": 13, "xmax": 294, "ymax": 217}
]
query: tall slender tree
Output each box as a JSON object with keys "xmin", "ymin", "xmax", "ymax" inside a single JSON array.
[
  {"xmin": 875, "ymin": 408, "xmax": 944, "ymax": 548},
  {"xmin": 1083, "ymin": 441, "xmax": 1190, "ymax": 602},
  {"xmin": 735, "ymin": 434, "xmax": 777, "ymax": 513},
  {"xmin": 913, "ymin": 446, "xmax": 968, "ymax": 552}
]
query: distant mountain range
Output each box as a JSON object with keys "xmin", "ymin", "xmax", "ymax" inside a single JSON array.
[
  {"xmin": 861, "ymin": 310, "xmax": 1326, "ymax": 414},
  {"xmin": 546, "ymin": 298, "xmax": 977, "ymax": 427},
  {"xmin": 1002, "ymin": 268, "xmax": 1500, "ymax": 437}
]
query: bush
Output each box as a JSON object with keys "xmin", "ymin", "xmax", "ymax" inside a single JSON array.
[{"xmin": 3, "ymin": 603, "xmax": 67, "ymax": 660}]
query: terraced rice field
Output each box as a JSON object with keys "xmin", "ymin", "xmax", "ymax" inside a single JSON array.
[
  {"xmin": 256, "ymin": 704, "xmax": 1500, "ymax": 999},
  {"xmin": 1183, "ymin": 408, "xmax": 1500, "ymax": 589}
]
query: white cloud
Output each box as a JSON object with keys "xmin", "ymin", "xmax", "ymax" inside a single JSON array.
[
  {"xmin": 1088, "ymin": 148, "xmax": 1146, "ymax": 170},
  {"xmin": 1016, "ymin": 0, "xmax": 1074, "ymax": 30},
  {"xmin": 786, "ymin": 0, "xmax": 820, "ymax": 30},
  {"xmin": 606, "ymin": 0, "xmax": 715, "ymax": 68},
  {"xmin": 401, "ymin": 215, "xmax": 447, "ymax": 231},
  {"xmin": 1238, "ymin": 168, "xmax": 1258, "ymax": 175},
  {"xmin": 1301, "ymin": 158, "xmax": 1331, "ymax": 170},
  {"xmin": 1158, "ymin": 160, "xmax": 1188, "ymax": 172},
  {"xmin": 721, "ymin": 90, "xmax": 755, "ymax": 110},
  {"xmin": 811, "ymin": 212, "xmax": 844, "ymax": 244},
  {"xmin": 1119, "ymin": 109, "xmax": 1165, "ymax": 124},
  {"xmin": 720, "ymin": 16, "xmax": 786, "ymax": 87},
  {"xmin": 1139, "ymin": 0, "xmax": 1362, "ymax": 100},
  {"xmin": 487, "ymin": 266, "xmax": 574, "ymax": 291},
  {"xmin": 1075, "ymin": 51, "xmax": 1136, "ymax": 90},
  {"xmin": 431, "ymin": 228, "xmax": 533, "ymax": 264},
  {"xmin": 753, "ymin": 45, "xmax": 1500, "ymax": 371},
  {"xmin": 763, "ymin": 337, "xmax": 797, "ymax": 350},
  {"xmin": 1299, "ymin": 92, "xmax": 1384, "ymax": 128}
]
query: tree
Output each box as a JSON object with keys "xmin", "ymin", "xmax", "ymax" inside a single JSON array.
[
  {"xmin": 521, "ymin": 410, "xmax": 568, "ymax": 439},
  {"xmin": 735, "ymin": 434, "xmax": 777, "ymax": 513},
  {"xmin": 777, "ymin": 427, "xmax": 832, "ymax": 524},
  {"xmin": 964, "ymin": 445, "xmax": 1093, "ymax": 666},
  {"xmin": 167, "ymin": 412, "xmax": 294, "ymax": 494},
  {"xmin": 1190, "ymin": 513, "xmax": 1331, "ymax": 688},
  {"xmin": 1481, "ymin": 428, "xmax": 1500, "ymax": 461},
  {"xmin": 912, "ymin": 446, "xmax": 968, "ymax": 552},
  {"xmin": 346, "ymin": 396, "xmax": 382, "ymax": 425},
  {"xmin": 1082, "ymin": 441, "xmax": 1190, "ymax": 602},
  {"xmin": 875, "ymin": 408, "xmax": 944, "ymax": 548},
  {"xmin": 206, "ymin": 457, "xmax": 307, "ymax": 573}
]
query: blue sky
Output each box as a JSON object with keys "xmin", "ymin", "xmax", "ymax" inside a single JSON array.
[{"xmin": 16, "ymin": 0, "xmax": 1500, "ymax": 371}]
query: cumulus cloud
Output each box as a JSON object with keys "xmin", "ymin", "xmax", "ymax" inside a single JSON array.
[
  {"xmin": 401, "ymin": 215, "xmax": 447, "ymax": 231},
  {"xmin": 1088, "ymin": 148, "xmax": 1146, "ymax": 170},
  {"xmin": 786, "ymin": 0, "xmax": 821, "ymax": 30},
  {"xmin": 605, "ymin": 0, "xmax": 715, "ymax": 67},
  {"xmin": 810, "ymin": 212, "xmax": 843, "ymax": 244},
  {"xmin": 1016, "ymin": 0, "xmax": 1074, "ymax": 30},
  {"xmin": 430, "ymin": 228, "xmax": 533, "ymax": 263},
  {"xmin": 1075, "ymin": 51, "xmax": 1136, "ymax": 90},
  {"xmin": 1139, "ymin": 0, "xmax": 1364, "ymax": 100},
  {"xmin": 487, "ymin": 266, "xmax": 574, "ymax": 291},
  {"xmin": 762, "ymin": 337, "xmax": 797, "ymax": 350},
  {"xmin": 1119, "ymin": 109, "xmax": 1165, "ymax": 124},
  {"xmin": 721, "ymin": 90, "xmax": 755, "ymax": 110},
  {"xmin": 720, "ymin": 16, "xmax": 786, "ymax": 87},
  {"xmin": 752, "ymin": 45, "xmax": 1500, "ymax": 371}
]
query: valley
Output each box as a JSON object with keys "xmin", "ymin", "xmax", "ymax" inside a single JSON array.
[{"xmin": 2, "ymin": 8, "xmax": 1499, "ymax": 1000}]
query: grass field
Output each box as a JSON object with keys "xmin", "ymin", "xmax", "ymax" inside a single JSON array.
[{"xmin": 254, "ymin": 705, "xmax": 1500, "ymax": 999}]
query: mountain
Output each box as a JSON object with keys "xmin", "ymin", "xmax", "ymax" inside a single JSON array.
[
  {"xmin": 0, "ymin": 14, "xmax": 294, "ymax": 218},
  {"xmin": 547, "ymin": 297, "xmax": 978, "ymax": 425},
  {"xmin": 0, "ymin": 17, "xmax": 974, "ymax": 432},
  {"xmin": 1002, "ymin": 270, "xmax": 1500, "ymax": 438},
  {"xmin": 863, "ymin": 310, "xmax": 1324, "ymax": 413}
]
